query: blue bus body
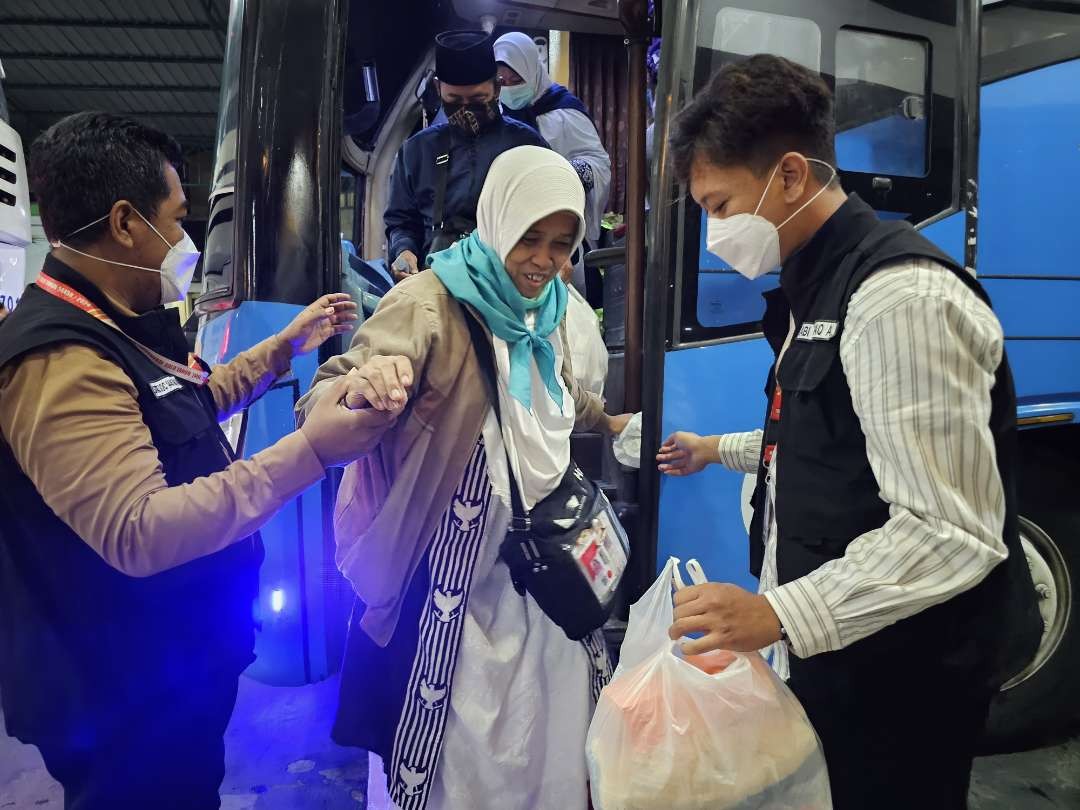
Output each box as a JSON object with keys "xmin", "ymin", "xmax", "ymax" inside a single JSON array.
[
  {"xmin": 979, "ymin": 59, "xmax": 1080, "ymax": 424},
  {"xmin": 196, "ymin": 302, "xmax": 336, "ymax": 684}
]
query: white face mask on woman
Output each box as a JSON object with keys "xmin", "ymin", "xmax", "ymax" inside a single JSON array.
[
  {"xmin": 705, "ymin": 158, "xmax": 837, "ymax": 280},
  {"xmin": 56, "ymin": 208, "xmax": 201, "ymax": 304}
]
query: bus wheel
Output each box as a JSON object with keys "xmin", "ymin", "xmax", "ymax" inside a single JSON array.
[{"xmin": 981, "ymin": 440, "xmax": 1080, "ymax": 753}]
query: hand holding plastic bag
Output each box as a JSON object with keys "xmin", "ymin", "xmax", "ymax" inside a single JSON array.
[{"xmin": 586, "ymin": 558, "xmax": 832, "ymax": 810}]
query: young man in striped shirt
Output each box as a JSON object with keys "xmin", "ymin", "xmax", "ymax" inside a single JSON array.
[{"xmin": 655, "ymin": 55, "xmax": 1040, "ymax": 809}]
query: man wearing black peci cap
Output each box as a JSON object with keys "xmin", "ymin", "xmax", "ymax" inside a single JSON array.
[{"xmin": 384, "ymin": 29, "xmax": 548, "ymax": 282}]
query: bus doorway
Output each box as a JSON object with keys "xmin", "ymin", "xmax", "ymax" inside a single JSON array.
[{"xmin": 194, "ymin": 0, "xmax": 653, "ymax": 688}]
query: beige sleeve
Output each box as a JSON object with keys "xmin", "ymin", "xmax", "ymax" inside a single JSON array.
[
  {"xmin": 207, "ymin": 334, "xmax": 294, "ymax": 420},
  {"xmin": 296, "ymin": 285, "xmax": 437, "ymax": 426},
  {"xmin": 559, "ymin": 320, "xmax": 606, "ymax": 431},
  {"xmin": 572, "ymin": 382, "xmax": 607, "ymax": 432},
  {"xmin": 0, "ymin": 344, "xmax": 326, "ymax": 578}
]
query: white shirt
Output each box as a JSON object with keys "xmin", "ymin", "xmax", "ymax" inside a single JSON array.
[
  {"xmin": 715, "ymin": 259, "xmax": 1010, "ymax": 667},
  {"xmin": 537, "ymin": 109, "xmax": 612, "ymax": 244},
  {"xmin": 482, "ymin": 312, "xmax": 575, "ymax": 512}
]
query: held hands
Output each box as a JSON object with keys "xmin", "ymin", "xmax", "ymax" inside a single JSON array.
[
  {"xmin": 392, "ymin": 250, "xmax": 420, "ymax": 283},
  {"xmin": 280, "ymin": 294, "xmax": 359, "ymax": 357},
  {"xmin": 301, "ymin": 376, "xmax": 386, "ymax": 467},
  {"xmin": 343, "ymin": 356, "xmax": 414, "ymax": 412},
  {"xmin": 669, "ymin": 583, "xmax": 783, "ymax": 654},
  {"xmin": 656, "ymin": 431, "xmax": 719, "ymax": 477}
]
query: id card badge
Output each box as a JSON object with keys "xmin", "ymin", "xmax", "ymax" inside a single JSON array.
[{"xmin": 571, "ymin": 491, "xmax": 629, "ymax": 603}]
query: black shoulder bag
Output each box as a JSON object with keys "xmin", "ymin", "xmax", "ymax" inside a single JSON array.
[
  {"xmin": 461, "ymin": 305, "xmax": 629, "ymax": 640},
  {"xmin": 427, "ymin": 129, "xmax": 477, "ymax": 262}
]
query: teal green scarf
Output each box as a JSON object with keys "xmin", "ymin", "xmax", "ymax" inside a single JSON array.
[{"xmin": 432, "ymin": 231, "xmax": 567, "ymax": 412}]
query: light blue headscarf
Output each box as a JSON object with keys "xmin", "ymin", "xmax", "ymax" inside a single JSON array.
[{"xmin": 432, "ymin": 231, "xmax": 567, "ymax": 411}]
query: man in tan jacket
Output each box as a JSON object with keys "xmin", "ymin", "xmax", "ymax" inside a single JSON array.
[{"xmin": 0, "ymin": 112, "xmax": 376, "ymax": 809}]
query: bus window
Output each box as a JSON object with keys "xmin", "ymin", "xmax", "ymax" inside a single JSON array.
[
  {"xmin": 694, "ymin": 7, "xmax": 822, "ymax": 88},
  {"xmin": 684, "ymin": 5, "xmax": 823, "ymax": 339},
  {"xmin": 199, "ymin": 0, "xmax": 244, "ymax": 308},
  {"xmin": 835, "ymin": 29, "xmax": 930, "ymax": 178}
]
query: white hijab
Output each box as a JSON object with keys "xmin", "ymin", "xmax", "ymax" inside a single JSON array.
[
  {"xmin": 494, "ymin": 32, "xmax": 554, "ymax": 107},
  {"xmin": 476, "ymin": 145, "xmax": 586, "ymax": 263},
  {"xmin": 474, "ymin": 145, "xmax": 588, "ymax": 511}
]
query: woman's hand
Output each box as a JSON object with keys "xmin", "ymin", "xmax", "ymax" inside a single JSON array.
[
  {"xmin": 656, "ymin": 431, "xmax": 720, "ymax": 476},
  {"xmin": 279, "ymin": 294, "xmax": 358, "ymax": 357},
  {"xmin": 343, "ymin": 356, "xmax": 414, "ymax": 412},
  {"xmin": 604, "ymin": 413, "xmax": 633, "ymax": 435}
]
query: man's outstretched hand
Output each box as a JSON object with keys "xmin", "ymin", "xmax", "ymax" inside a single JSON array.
[{"xmin": 280, "ymin": 294, "xmax": 358, "ymax": 357}]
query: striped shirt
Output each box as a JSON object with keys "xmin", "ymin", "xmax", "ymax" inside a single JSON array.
[{"xmin": 715, "ymin": 258, "xmax": 1010, "ymax": 665}]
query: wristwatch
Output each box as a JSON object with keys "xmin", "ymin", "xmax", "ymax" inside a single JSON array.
[{"xmin": 778, "ymin": 624, "xmax": 794, "ymax": 651}]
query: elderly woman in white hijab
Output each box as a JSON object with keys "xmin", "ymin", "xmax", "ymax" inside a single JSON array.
[
  {"xmin": 298, "ymin": 146, "xmax": 631, "ymax": 810},
  {"xmin": 495, "ymin": 33, "xmax": 612, "ymax": 279}
]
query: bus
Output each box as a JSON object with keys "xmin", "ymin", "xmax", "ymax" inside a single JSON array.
[
  {"xmin": 0, "ymin": 64, "xmax": 32, "ymax": 315},
  {"xmin": 194, "ymin": 0, "xmax": 1079, "ymax": 751}
]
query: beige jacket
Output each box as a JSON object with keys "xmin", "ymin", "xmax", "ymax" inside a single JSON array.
[
  {"xmin": 0, "ymin": 291, "xmax": 326, "ymax": 578},
  {"xmin": 296, "ymin": 271, "xmax": 605, "ymax": 646}
]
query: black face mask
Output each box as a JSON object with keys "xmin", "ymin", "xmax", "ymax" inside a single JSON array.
[{"xmin": 444, "ymin": 98, "xmax": 502, "ymax": 136}]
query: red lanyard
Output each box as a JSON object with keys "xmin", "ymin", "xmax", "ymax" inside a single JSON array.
[
  {"xmin": 36, "ymin": 272, "xmax": 209, "ymax": 387},
  {"xmin": 763, "ymin": 385, "xmax": 782, "ymax": 468}
]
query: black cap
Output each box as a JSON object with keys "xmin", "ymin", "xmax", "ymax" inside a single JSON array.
[{"xmin": 435, "ymin": 30, "xmax": 497, "ymax": 86}]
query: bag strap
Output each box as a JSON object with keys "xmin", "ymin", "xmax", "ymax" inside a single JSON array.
[
  {"xmin": 460, "ymin": 304, "xmax": 531, "ymax": 529},
  {"xmin": 432, "ymin": 127, "xmax": 452, "ymax": 232}
]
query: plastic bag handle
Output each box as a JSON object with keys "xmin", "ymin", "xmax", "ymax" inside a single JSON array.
[
  {"xmin": 673, "ymin": 558, "xmax": 709, "ymax": 590},
  {"xmin": 620, "ymin": 558, "xmax": 714, "ymax": 673},
  {"xmin": 686, "ymin": 558, "xmax": 708, "ymax": 586},
  {"xmin": 619, "ymin": 557, "xmax": 683, "ymax": 671},
  {"xmin": 671, "ymin": 557, "xmax": 687, "ymax": 590}
]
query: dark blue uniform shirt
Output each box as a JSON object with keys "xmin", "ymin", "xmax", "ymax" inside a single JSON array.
[{"xmin": 384, "ymin": 117, "xmax": 547, "ymax": 262}]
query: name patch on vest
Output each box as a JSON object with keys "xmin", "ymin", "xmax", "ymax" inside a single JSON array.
[
  {"xmin": 796, "ymin": 320, "xmax": 838, "ymax": 342},
  {"xmin": 149, "ymin": 375, "xmax": 184, "ymax": 399}
]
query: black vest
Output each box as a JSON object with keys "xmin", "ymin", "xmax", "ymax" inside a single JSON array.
[
  {"xmin": 748, "ymin": 196, "xmax": 1041, "ymax": 688},
  {"xmin": 0, "ymin": 257, "xmax": 263, "ymax": 747}
]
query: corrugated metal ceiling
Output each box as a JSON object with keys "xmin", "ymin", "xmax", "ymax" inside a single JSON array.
[{"xmin": 1, "ymin": 0, "xmax": 230, "ymax": 154}]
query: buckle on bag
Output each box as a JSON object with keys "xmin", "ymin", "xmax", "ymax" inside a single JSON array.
[{"xmin": 510, "ymin": 515, "xmax": 532, "ymax": 533}]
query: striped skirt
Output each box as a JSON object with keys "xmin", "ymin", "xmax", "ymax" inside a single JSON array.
[{"xmin": 333, "ymin": 440, "xmax": 611, "ymax": 810}]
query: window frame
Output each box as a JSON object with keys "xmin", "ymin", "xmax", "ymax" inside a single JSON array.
[
  {"xmin": 673, "ymin": 1, "xmax": 963, "ymax": 347},
  {"xmin": 982, "ymin": 3, "xmax": 1080, "ymax": 83}
]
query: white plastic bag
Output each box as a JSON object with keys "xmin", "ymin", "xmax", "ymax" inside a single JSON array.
[
  {"xmin": 612, "ymin": 411, "xmax": 642, "ymax": 469},
  {"xmin": 586, "ymin": 558, "xmax": 832, "ymax": 810}
]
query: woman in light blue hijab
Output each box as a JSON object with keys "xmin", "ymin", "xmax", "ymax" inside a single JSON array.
[
  {"xmin": 434, "ymin": 145, "xmax": 581, "ymax": 409},
  {"xmin": 429, "ymin": 145, "xmax": 630, "ymax": 807},
  {"xmin": 318, "ymin": 145, "xmax": 630, "ymax": 810}
]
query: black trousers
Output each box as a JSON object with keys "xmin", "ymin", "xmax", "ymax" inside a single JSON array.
[
  {"xmin": 788, "ymin": 651, "xmax": 993, "ymax": 810},
  {"xmin": 35, "ymin": 670, "xmax": 240, "ymax": 810}
]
